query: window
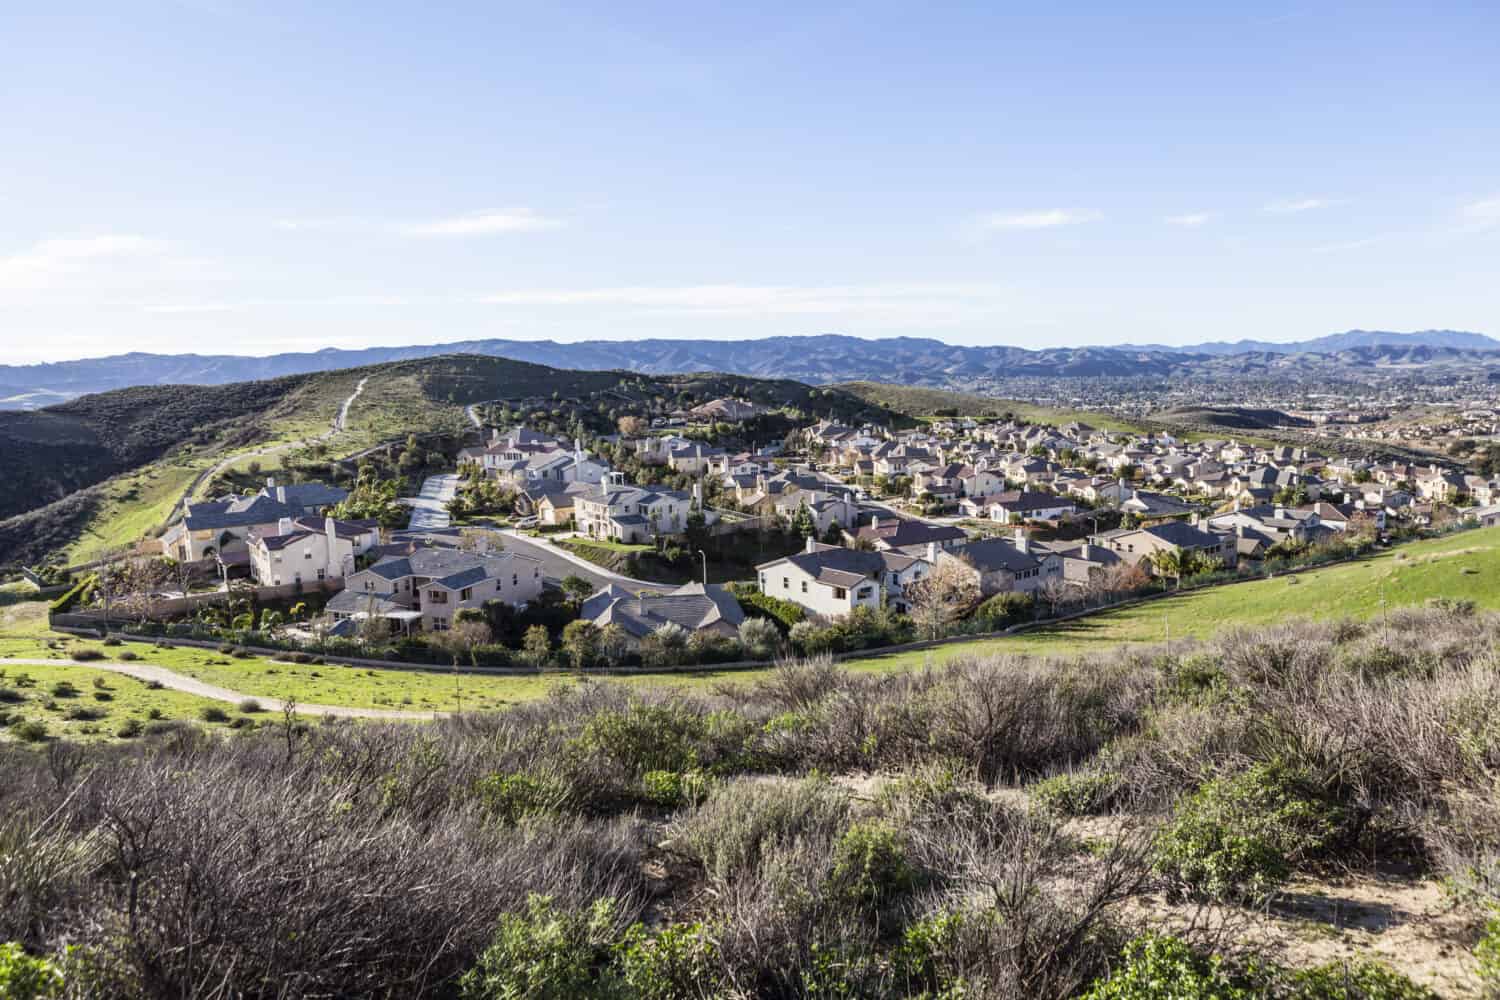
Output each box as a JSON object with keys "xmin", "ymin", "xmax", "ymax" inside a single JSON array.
[
  {"xmin": 317, "ymin": 569, "xmax": 326, "ymax": 581},
  {"xmin": 431, "ymin": 617, "xmax": 449, "ymax": 631},
  {"xmin": 833, "ymin": 586, "xmax": 847, "ymax": 600},
  {"xmin": 512, "ymin": 574, "xmax": 519, "ymax": 586},
  {"xmin": 304, "ymin": 550, "xmax": 313, "ymax": 560},
  {"xmin": 429, "ymin": 591, "xmax": 448, "ymax": 604},
  {"xmin": 782, "ymin": 576, "xmax": 790, "ymax": 590},
  {"xmin": 460, "ymin": 587, "xmax": 472, "ymax": 601},
  {"xmin": 800, "ymin": 580, "xmax": 807, "ymax": 593}
]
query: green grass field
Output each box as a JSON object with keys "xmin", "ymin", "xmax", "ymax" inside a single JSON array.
[
  {"xmin": 8, "ymin": 526, "xmax": 1499, "ymax": 740},
  {"xmin": 837, "ymin": 527, "xmax": 1500, "ymax": 672}
]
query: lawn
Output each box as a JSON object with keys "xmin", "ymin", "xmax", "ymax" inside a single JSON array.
[
  {"xmin": 838, "ymin": 527, "xmax": 1500, "ymax": 673},
  {"xmin": 0, "ymin": 659, "xmax": 254, "ymax": 744},
  {"xmin": 64, "ymin": 459, "xmax": 203, "ymax": 564}
]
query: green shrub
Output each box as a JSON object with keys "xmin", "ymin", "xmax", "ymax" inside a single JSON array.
[
  {"xmin": 459, "ymin": 895, "xmax": 624, "ymax": 1000},
  {"xmin": 238, "ymin": 698, "xmax": 263, "ymax": 713},
  {"xmin": 474, "ymin": 772, "xmax": 570, "ymax": 825},
  {"xmin": 1281, "ymin": 960, "xmax": 1440, "ymax": 999},
  {"xmin": 573, "ymin": 701, "xmax": 708, "ymax": 775},
  {"xmin": 0, "ymin": 942, "xmax": 63, "ymax": 1000},
  {"xmin": 47, "ymin": 573, "xmax": 95, "ymax": 614},
  {"xmin": 199, "ymin": 706, "xmax": 230, "ymax": 723},
  {"xmin": 101, "ymin": 636, "xmax": 122, "ymax": 647},
  {"xmin": 975, "ymin": 590, "xmax": 1035, "ymax": 629},
  {"xmin": 639, "ymin": 769, "xmax": 710, "ymax": 809},
  {"xmin": 615, "ymin": 922, "xmax": 723, "ymax": 1000},
  {"xmin": 828, "ymin": 820, "xmax": 916, "ymax": 907},
  {"xmin": 70, "ymin": 648, "xmax": 105, "ymax": 662},
  {"xmin": 1082, "ymin": 934, "xmax": 1257, "ymax": 1000},
  {"xmin": 1031, "ymin": 770, "xmax": 1121, "ymax": 817},
  {"xmin": 1478, "ymin": 912, "xmax": 1500, "ymax": 995},
  {"xmin": 63, "ymin": 705, "xmax": 106, "ymax": 722},
  {"xmin": 116, "ymin": 718, "xmax": 144, "ymax": 739},
  {"xmin": 116, "ymin": 650, "xmax": 138, "ymax": 661},
  {"xmin": 12, "ymin": 720, "xmax": 47, "ymax": 743},
  {"xmin": 1152, "ymin": 762, "xmax": 1344, "ymax": 901},
  {"xmin": 48, "ymin": 681, "xmax": 79, "ymax": 698},
  {"xmin": 0, "ymin": 687, "xmax": 23, "ymax": 704}
]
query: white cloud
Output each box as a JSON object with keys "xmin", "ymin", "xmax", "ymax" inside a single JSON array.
[
  {"xmin": 1460, "ymin": 195, "xmax": 1500, "ymax": 230},
  {"xmin": 976, "ymin": 209, "xmax": 1101, "ymax": 230},
  {"xmin": 0, "ymin": 235, "xmax": 165, "ymax": 291},
  {"xmin": 1165, "ymin": 212, "xmax": 1212, "ymax": 227},
  {"xmin": 1263, "ymin": 197, "xmax": 1337, "ymax": 214},
  {"xmin": 274, "ymin": 209, "xmax": 565, "ymax": 237},
  {"xmin": 397, "ymin": 210, "xmax": 564, "ymax": 237}
]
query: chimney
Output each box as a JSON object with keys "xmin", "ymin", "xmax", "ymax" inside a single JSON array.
[
  {"xmin": 325, "ymin": 515, "xmax": 337, "ymax": 539},
  {"xmin": 805, "ymin": 535, "xmax": 818, "ymax": 554},
  {"xmin": 1190, "ymin": 513, "xmax": 1201, "ymax": 527},
  {"xmin": 1080, "ymin": 542, "xmax": 1091, "ymax": 560},
  {"xmin": 265, "ymin": 476, "xmax": 276, "ymax": 491},
  {"xmin": 277, "ymin": 517, "xmax": 294, "ymax": 536},
  {"xmin": 870, "ymin": 515, "xmax": 879, "ymax": 532},
  {"xmin": 1014, "ymin": 526, "xmax": 1028, "ymax": 553},
  {"xmin": 574, "ymin": 437, "xmax": 583, "ymax": 465},
  {"xmin": 925, "ymin": 541, "xmax": 938, "ymax": 562}
]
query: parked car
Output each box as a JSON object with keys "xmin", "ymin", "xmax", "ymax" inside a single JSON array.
[{"xmin": 515, "ymin": 516, "xmax": 539, "ymax": 529}]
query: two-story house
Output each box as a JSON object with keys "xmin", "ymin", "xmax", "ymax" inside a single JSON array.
[
  {"xmin": 327, "ymin": 547, "xmax": 543, "ymax": 633},
  {"xmin": 574, "ymin": 481, "xmax": 694, "ymax": 543},
  {"xmin": 247, "ymin": 515, "xmax": 382, "ymax": 587},
  {"xmin": 756, "ymin": 539, "xmax": 930, "ymax": 617}
]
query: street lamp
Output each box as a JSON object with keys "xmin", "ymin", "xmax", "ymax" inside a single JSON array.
[{"xmin": 697, "ymin": 549, "xmax": 708, "ymax": 586}]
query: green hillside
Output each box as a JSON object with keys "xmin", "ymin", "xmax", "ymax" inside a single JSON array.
[
  {"xmin": 0, "ymin": 355, "xmax": 898, "ymax": 568},
  {"xmin": 839, "ymin": 526, "xmax": 1500, "ymax": 672}
]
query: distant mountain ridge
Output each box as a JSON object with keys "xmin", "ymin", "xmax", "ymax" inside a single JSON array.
[
  {"xmin": 2, "ymin": 329, "xmax": 1495, "ymax": 407},
  {"xmin": 1120, "ymin": 329, "xmax": 1500, "ymax": 356}
]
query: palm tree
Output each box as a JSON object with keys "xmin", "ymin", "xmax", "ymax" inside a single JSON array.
[{"xmin": 1149, "ymin": 548, "xmax": 1186, "ymax": 589}]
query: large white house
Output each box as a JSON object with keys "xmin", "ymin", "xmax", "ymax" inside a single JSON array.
[
  {"xmin": 756, "ymin": 539, "xmax": 930, "ymax": 617},
  {"xmin": 574, "ymin": 481, "xmax": 694, "ymax": 543},
  {"xmin": 247, "ymin": 516, "xmax": 382, "ymax": 587}
]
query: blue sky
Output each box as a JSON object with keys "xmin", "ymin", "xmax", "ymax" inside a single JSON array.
[{"xmin": 2, "ymin": 2, "xmax": 1497, "ymax": 363}]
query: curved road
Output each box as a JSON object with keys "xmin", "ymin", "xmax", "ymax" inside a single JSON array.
[
  {"xmin": 0, "ymin": 657, "xmax": 441, "ymax": 720},
  {"xmin": 176, "ymin": 375, "xmax": 371, "ymax": 513}
]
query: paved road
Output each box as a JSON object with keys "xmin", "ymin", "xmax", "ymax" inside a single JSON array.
[
  {"xmin": 0, "ymin": 657, "xmax": 440, "ymax": 720},
  {"xmin": 402, "ymin": 473, "xmax": 458, "ymax": 530},
  {"xmin": 496, "ymin": 531, "xmax": 659, "ymax": 594}
]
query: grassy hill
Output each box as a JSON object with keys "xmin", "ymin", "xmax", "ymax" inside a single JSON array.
[
  {"xmin": 0, "ymin": 355, "xmax": 897, "ymax": 569},
  {"xmin": 835, "ymin": 380, "xmax": 1152, "ymax": 433}
]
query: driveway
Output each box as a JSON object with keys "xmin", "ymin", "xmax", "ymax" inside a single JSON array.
[
  {"xmin": 402, "ymin": 474, "xmax": 458, "ymax": 530},
  {"xmin": 498, "ymin": 531, "xmax": 658, "ymax": 594}
]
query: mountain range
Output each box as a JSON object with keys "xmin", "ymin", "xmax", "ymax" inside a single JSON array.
[{"xmin": 2, "ymin": 329, "xmax": 1496, "ymax": 408}]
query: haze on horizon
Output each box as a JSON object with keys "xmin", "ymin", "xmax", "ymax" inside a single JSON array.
[{"xmin": 2, "ymin": 2, "xmax": 1498, "ymax": 365}]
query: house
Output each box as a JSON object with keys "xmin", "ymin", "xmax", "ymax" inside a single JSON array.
[
  {"xmin": 1031, "ymin": 539, "xmax": 1126, "ymax": 590},
  {"xmin": 668, "ymin": 443, "xmax": 727, "ymax": 475},
  {"xmin": 757, "ymin": 540, "xmax": 930, "ymax": 617},
  {"xmin": 582, "ymin": 582, "xmax": 745, "ymax": 642},
  {"xmin": 936, "ymin": 533, "xmax": 1062, "ymax": 597},
  {"xmin": 774, "ymin": 491, "xmax": 860, "ymax": 535},
  {"xmin": 516, "ymin": 481, "xmax": 597, "ymax": 526},
  {"xmin": 687, "ymin": 398, "xmax": 763, "ymax": 423},
  {"xmin": 247, "ymin": 515, "xmax": 382, "ymax": 587},
  {"xmin": 1094, "ymin": 520, "xmax": 1238, "ymax": 571},
  {"xmin": 1119, "ymin": 490, "xmax": 1198, "ymax": 522},
  {"xmin": 986, "ymin": 490, "xmax": 1077, "ymax": 523},
  {"xmin": 574, "ymin": 480, "xmax": 694, "ymax": 543},
  {"xmin": 258, "ymin": 477, "xmax": 350, "ymax": 516},
  {"xmin": 163, "ymin": 494, "xmax": 305, "ymax": 562},
  {"xmin": 851, "ymin": 516, "xmax": 967, "ymax": 557},
  {"xmin": 328, "ymin": 546, "xmax": 543, "ymax": 633}
]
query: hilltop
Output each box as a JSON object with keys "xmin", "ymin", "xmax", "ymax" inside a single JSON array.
[{"xmin": 0, "ymin": 355, "xmax": 894, "ymax": 568}]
